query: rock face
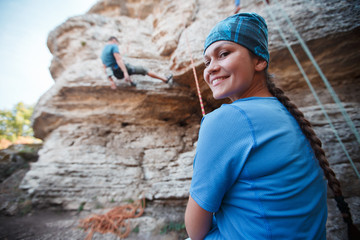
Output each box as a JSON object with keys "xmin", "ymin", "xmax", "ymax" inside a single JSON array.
[{"xmin": 21, "ymin": 0, "xmax": 359, "ymax": 238}]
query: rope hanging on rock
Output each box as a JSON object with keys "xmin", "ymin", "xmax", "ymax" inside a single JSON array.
[
  {"xmin": 184, "ymin": 31, "xmax": 206, "ymax": 116},
  {"xmin": 79, "ymin": 198, "xmax": 145, "ymax": 240},
  {"xmin": 270, "ymin": 0, "xmax": 360, "ymax": 146},
  {"xmin": 264, "ymin": 0, "xmax": 360, "ymax": 180}
]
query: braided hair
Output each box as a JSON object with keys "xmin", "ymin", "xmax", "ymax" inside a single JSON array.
[{"xmin": 265, "ymin": 72, "xmax": 360, "ymax": 239}]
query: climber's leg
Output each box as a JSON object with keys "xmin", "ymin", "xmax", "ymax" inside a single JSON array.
[
  {"xmin": 108, "ymin": 77, "xmax": 117, "ymax": 89},
  {"xmin": 147, "ymin": 71, "xmax": 172, "ymax": 83},
  {"xmin": 234, "ymin": 0, "xmax": 241, "ymax": 14},
  {"xmin": 127, "ymin": 63, "xmax": 172, "ymax": 84},
  {"xmin": 105, "ymin": 67, "xmax": 117, "ymax": 89}
]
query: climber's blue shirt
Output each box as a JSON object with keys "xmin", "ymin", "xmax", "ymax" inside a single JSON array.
[
  {"xmin": 101, "ymin": 44, "xmax": 119, "ymax": 68},
  {"xmin": 190, "ymin": 97, "xmax": 327, "ymax": 239}
]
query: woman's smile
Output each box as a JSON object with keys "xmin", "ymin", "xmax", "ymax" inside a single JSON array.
[
  {"xmin": 203, "ymin": 41, "xmax": 269, "ymax": 101},
  {"xmin": 211, "ymin": 76, "xmax": 228, "ymax": 86},
  {"xmin": 203, "ymin": 41, "xmax": 256, "ymax": 101}
]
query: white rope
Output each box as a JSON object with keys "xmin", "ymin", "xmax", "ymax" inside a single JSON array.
[
  {"xmin": 271, "ymin": 0, "xmax": 360, "ymax": 145},
  {"xmin": 263, "ymin": 0, "xmax": 360, "ymax": 179}
]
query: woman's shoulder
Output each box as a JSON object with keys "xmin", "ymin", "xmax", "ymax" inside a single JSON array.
[
  {"xmin": 202, "ymin": 97, "xmax": 285, "ymax": 132},
  {"xmin": 202, "ymin": 101, "xmax": 253, "ymax": 128},
  {"xmin": 206, "ymin": 97, "xmax": 278, "ymax": 117},
  {"xmin": 204, "ymin": 103, "xmax": 241, "ymax": 121}
]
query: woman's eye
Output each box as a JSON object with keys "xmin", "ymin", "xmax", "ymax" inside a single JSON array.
[
  {"xmin": 219, "ymin": 51, "xmax": 229, "ymax": 58},
  {"xmin": 204, "ymin": 60, "xmax": 210, "ymax": 67}
]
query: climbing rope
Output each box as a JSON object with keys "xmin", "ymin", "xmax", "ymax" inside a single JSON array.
[
  {"xmin": 263, "ymin": 0, "xmax": 360, "ymax": 180},
  {"xmin": 184, "ymin": 30, "xmax": 206, "ymax": 116},
  {"xmin": 270, "ymin": 0, "xmax": 360, "ymax": 145},
  {"xmin": 79, "ymin": 198, "xmax": 145, "ymax": 240}
]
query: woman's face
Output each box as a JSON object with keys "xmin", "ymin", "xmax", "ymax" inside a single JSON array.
[{"xmin": 203, "ymin": 41, "xmax": 265, "ymax": 102}]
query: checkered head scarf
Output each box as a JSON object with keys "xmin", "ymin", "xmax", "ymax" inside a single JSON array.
[{"xmin": 204, "ymin": 13, "xmax": 269, "ymax": 65}]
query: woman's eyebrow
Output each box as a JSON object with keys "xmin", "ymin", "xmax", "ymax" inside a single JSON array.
[{"xmin": 204, "ymin": 42, "xmax": 235, "ymax": 57}]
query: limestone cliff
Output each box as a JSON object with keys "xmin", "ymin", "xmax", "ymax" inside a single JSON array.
[{"xmin": 21, "ymin": 0, "xmax": 359, "ymax": 239}]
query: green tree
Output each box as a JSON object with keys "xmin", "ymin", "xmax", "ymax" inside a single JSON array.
[{"xmin": 0, "ymin": 102, "xmax": 34, "ymax": 141}]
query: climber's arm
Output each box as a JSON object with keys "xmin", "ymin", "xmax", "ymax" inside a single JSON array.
[{"xmin": 113, "ymin": 52, "xmax": 130, "ymax": 82}]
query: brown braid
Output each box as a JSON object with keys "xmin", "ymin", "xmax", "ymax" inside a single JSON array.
[{"xmin": 265, "ymin": 72, "xmax": 360, "ymax": 238}]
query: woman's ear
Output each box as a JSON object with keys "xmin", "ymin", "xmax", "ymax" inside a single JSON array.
[{"xmin": 254, "ymin": 58, "xmax": 267, "ymax": 72}]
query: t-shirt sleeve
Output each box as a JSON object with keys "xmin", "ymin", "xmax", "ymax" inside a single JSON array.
[
  {"xmin": 111, "ymin": 45, "xmax": 120, "ymax": 54},
  {"xmin": 190, "ymin": 105, "xmax": 255, "ymax": 213}
]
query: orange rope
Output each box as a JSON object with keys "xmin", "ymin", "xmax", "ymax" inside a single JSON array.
[
  {"xmin": 184, "ymin": 31, "xmax": 206, "ymax": 116},
  {"xmin": 79, "ymin": 198, "xmax": 145, "ymax": 240}
]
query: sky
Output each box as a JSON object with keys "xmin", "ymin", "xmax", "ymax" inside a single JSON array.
[{"xmin": 0, "ymin": 0, "xmax": 98, "ymax": 110}]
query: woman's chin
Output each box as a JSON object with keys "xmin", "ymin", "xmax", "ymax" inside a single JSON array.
[{"xmin": 212, "ymin": 93, "xmax": 227, "ymax": 100}]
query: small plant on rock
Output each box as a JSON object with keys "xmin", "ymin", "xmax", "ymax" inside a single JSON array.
[{"xmin": 160, "ymin": 221, "xmax": 186, "ymax": 234}]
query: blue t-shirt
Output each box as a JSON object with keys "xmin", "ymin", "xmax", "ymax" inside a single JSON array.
[
  {"xmin": 190, "ymin": 97, "xmax": 327, "ymax": 240},
  {"xmin": 101, "ymin": 44, "xmax": 119, "ymax": 68}
]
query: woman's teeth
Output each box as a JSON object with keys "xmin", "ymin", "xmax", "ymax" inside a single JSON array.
[{"xmin": 213, "ymin": 77, "xmax": 226, "ymax": 85}]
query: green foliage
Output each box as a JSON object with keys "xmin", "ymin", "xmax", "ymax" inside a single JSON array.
[
  {"xmin": 0, "ymin": 102, "xmax": 34, "ymax": 141},
  {"xmin": 160, "ymin": 222, "xmax": 186, "ymax": 234},
  {"xmin": 18, "ymin": 145, "xmax": 40, "ymax": 155},
  {"xmin": 125, "ymin": 198, "xmax": 134, "ymax": 204},
  {"xmin": 18, "ymin": 198, "xmax": 33, "ymax": 216},
  {"xmin": 95, "ymin": 202, "xmax": 104, "ymax": 209},
  {"xmin": 78, "ymin": 202, "xmax": 86, "ymax": 212},
  {"xmin": 132, "ymin": 226, "xmax": 139, "ymax": 233}
]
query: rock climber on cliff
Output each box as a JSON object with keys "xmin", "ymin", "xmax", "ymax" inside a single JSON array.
[
  {"xmin": 234, "ymin": 0, "xmax": 270, "ymax": 14},
  {"xmin": 101, "ymin": 36, "xmax": 173, "ymax": 89},
  {"xmin": 233, "ymin": 0, "xmax": 241, "ymax": 14}
]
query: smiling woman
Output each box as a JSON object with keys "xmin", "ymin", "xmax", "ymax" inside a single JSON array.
[
  {"xmin": 203, "ymin": 41, "xmax": 269, "ymax": 101},
  {"xmin": 185, "ymin": 12, "xmax": 359, "ymax": 240}
]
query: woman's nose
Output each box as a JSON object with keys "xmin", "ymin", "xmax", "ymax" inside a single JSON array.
[{"xmin": 207, "ymin": 60, "xmax": 220, "ymax": 74}]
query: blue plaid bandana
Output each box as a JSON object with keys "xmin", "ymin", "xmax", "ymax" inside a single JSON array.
[{"xmin": 204, "ymin": 13, "xmax": 269, "ymax": 65}]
